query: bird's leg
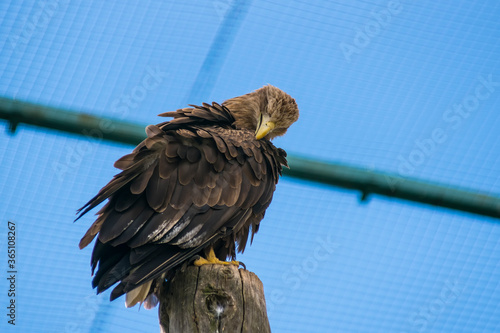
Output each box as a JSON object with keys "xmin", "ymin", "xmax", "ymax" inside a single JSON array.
[{"xmin": 193, "ymin": 246, "xmax": 240, "ymax": 267}]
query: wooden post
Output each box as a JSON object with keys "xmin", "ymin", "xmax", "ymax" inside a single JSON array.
[{"xmin": 158, "ymin": 265, "xmax": 271, "ymax": 333}]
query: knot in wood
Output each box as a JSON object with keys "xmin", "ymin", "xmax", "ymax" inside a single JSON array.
[{"xmin": 203, "ymin": 285, "xmax": 235, "ymax": 319}]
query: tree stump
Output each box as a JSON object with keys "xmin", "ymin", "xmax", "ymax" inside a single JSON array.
[{"xmin": 159, "ymin": 264, "xmax": 271, "ymax": 333}]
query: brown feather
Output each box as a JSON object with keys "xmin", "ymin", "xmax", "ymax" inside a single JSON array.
[
  {"xmin": 79, "ymin": 208, "xmax": 111, "ymax": 249},
  {"xmin": 146, "ymin": 165, "xmax": 170, "ymax": 210},
  {"xmin": 186, "ymin": 147, "xmax": 201, "ymax": 163},
  {"xmin": 177, "ymin": 159, "xmax": 197, "ymax": 186},
  {"xmin": 158, "ymin": 153, "xmax": 176, "ymax": 179},
  {"xmin": 114, "ymin": 153, "xmax": 135, "ymax": 170},
  {"xmin": 98, "ymin": 198, "xmax": 148, "ymax": 243},
  {"xmin": 213, "ymin": 152, "xmax": 225, "ymax": 172},
  {"xmin": 114, "ymin": 190, "xmax": 140, "ymax": 212},
  {"xmin": 165, "ymin": 142, "xmax": 178, "ymax": 158},
  {"xmin": 109, "ymin": 206, "xmax": 155, "ymax": 246},
  {"xmin": 193, "ymin": 155, "xmax": 213, "ymax": 188},
  {"xmin": 158, "ymin": 172, "xmax": 177, "ymax": 212},
  {"xmin": 224, "ymin": 138, "xmax": 239, "ymax": 158},
  {"xmin": 212, "ymin": 134, "xmax": 227, "ymax": 154},
  {"xmin": 145, "ymin": 125, "xmax": 163, "ymax": 137},
  {"xmin": 129, "ymin": 159, "xmax": 157, "ymax": 194}
]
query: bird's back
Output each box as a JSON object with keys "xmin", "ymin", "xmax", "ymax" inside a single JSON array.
[{"xmin": 77, "ymin": 101, "xmax": 287, "ymax": 307}]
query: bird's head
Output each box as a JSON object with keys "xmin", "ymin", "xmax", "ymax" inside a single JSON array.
[{"xmin": 223, "ymin": 85, "xmax": 299, "ymax": 140}]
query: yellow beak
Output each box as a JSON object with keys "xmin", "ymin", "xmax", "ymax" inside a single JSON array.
[{"xmin": 255, "ymin": 114, "xmax": 275, "ymax": 140}]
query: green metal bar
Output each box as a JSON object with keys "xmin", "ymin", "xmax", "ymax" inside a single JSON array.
[
  {"xmin": 284, "ymin": 156, "xmax": 500, "ymax": 219},
  {"xmin": 1, "ymin": 96, "xmax": 500, "ymax": 219},
  {"xmin": 0, "ymin": 97, "xmax": 146, "ymax": 146}
]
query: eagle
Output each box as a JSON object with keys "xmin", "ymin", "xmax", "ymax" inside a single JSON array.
[{"xmin": 77, "ymin": 85, "xmax": 299, "ymax": 308}]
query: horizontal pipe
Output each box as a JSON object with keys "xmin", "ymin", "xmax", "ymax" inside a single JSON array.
[
  {"xmin": 0, "ymin": 97, "xmax": 146, "ymax": 145},
  {"xmin": 284, "ymin": 156, "xmax": 500, "ymax": 219},
  {"xmin": 1, "ymin": 96, "xmax": 499, "ymax": 219}
]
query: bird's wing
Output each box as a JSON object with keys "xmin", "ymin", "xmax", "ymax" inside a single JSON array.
[{"xmin": 77, "ymin": 103, "xmax": 286, "ymax": 298}]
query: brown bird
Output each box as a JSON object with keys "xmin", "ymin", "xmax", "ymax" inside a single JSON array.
[{"xmin": 77, "ymin": 85, "xmax": 299, "ymax": 308}]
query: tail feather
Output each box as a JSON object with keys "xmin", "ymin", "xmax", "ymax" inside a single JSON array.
[{"xmin": 125, "ymin": 280, "xmax": 153, "ymax": 308}]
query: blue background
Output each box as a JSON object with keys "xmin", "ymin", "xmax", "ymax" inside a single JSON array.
[{"xmin": 1, "ymin": 1, "xmax": 500, "ymax": 332}]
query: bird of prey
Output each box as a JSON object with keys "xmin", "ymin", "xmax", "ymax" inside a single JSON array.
[{"xmin": 77, "ymin": 85, "xmax": 299, "ymax": 308}]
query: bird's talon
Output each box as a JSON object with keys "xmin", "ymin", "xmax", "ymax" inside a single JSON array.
[
  {"xmin": 193, "ymin": 257, "xmax": 210, "ymax": 266},
  {"xmin": 193, "ymin": 247, "xmax": 242, "ymax": 267}
]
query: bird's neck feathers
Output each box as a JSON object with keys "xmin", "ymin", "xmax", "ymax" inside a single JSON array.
[{"xmin": 223, "ymin": 90, "xmax": 266, "ymax": 132}]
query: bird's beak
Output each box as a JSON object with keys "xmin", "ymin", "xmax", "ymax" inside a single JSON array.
[{"xmin": 255, "ymin": 114, "xmax": 275, "ymax": 140}]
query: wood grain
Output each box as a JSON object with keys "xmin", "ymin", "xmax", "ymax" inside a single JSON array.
[{"xmin": 159, "ymin": 265, "xmax": 270, "ymax": 333}]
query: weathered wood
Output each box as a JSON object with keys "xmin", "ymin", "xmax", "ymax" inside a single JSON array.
[{"xmin": 159, "ymin": 265, "xmax": 271, "ymax": 333}]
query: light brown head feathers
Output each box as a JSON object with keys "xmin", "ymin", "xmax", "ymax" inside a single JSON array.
[{"xmin": 223, "ymin": 85, "xmax": 299, "ymax": 140}]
